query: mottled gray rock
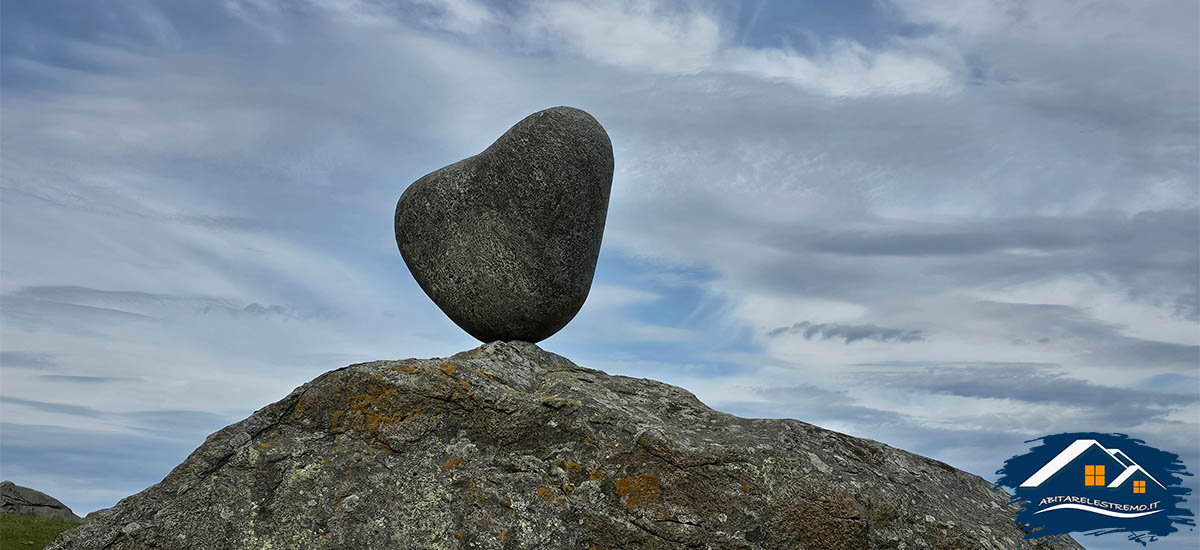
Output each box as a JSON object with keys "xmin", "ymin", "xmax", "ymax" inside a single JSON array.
[
  {"xmin": 395, "ymin": 106, "xmax": 613, "ymax": 343},
  {"xmin": 50, "ymin": 342, "xmax": 1083, "ymax": 549},
  {"xmin": 2, "ymin": 480, "xmax": 81, "ymax": 522}
]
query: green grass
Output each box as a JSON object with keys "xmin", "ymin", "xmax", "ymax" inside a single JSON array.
[{"xmin": 0, "ymin": 513, "xmax": 81, "ymax": 550}]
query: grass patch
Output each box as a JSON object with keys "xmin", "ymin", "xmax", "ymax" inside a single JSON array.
[{"xmin": 0, "ymin": 513, "xmax": 81, "ymax": 549}]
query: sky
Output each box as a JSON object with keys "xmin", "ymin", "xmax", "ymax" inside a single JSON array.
[{"xmin": 0, "ymin": 1, "xmax": 1196, "ymax": 547}]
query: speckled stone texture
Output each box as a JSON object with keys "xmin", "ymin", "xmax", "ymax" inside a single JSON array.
[
  {"xmin": 50, "ymin": 342, "xmax": 1082, "ymax": 550},
  {"xmin": 395, "ymin": 106, "xmax": 613, "ymax": 343}
]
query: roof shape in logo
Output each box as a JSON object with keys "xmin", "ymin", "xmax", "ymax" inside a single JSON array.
[
  {"xmin": 1108, "ymin": 448, "xmax": 1133, "ymax": 467},
  {"xmin": 1108, "ymin": 464, "xmax": 1166, "ymax": 490},
  {"xmin": 1020, "ymin": 439, "xmax": 1157, "ymax": 488}
]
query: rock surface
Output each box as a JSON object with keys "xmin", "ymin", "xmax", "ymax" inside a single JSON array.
[
  {"xmin": 51, "ymin": 342, "xmax": 1082, "ymax": 549},
  {"xmin": 395, "ymin": 106, "xmax": 613, "ymax": 343},
  {"xmin": 2, "ymin": 480, "xmax": 81, "ymax": 522}
]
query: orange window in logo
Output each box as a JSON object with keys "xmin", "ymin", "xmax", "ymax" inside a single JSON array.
[
  {"xmin": 1134, "ymin": 480, "xmax": 1146, "ymax": 494},
  {"xmin": 1085, "ymin": 465, "xmax": 1106, "ymax": 486}
]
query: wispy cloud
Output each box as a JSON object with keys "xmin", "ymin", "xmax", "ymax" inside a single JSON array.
[
  {"xmin": 0, "ymin": 396, "xmax": 104, "ymax": 418},
  {"xmin": 854, "ymin": 362, "xmax": 1199, "ymax": 425},
  {"xmin": 513, "ymin": 0, "xmax": 956, "ymax": 97},
  {"xmin": 33, "ymin": 375, "xmax": 135, "ymax": 384},
  {"xmin": 9, "ymin": 286, "xmax": 317, "ymax": 321},
  {"xmin": 0, "ymin": 351, "xmax": 57, "ymax": 370},
  {"xmin": 768, "ymin": 321, "xmax": 924, "ymax": 344}
]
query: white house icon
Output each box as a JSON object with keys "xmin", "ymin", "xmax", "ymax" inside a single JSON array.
[{"xmin": 1020, "ymin": 439, "xmax": 1166, "ymax": 490}]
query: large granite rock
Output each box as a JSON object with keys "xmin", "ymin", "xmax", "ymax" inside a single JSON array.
[
  {"xmin": 395, "ymin": 106, "xmax": 613, "ymax": 343},
  {"xmin": 2, "ymin": 480, "xmax": 81, "ymax": 522},
  {"xmin": 50, "ymin": 342, "xmax": 1082, "ymax": 549}
]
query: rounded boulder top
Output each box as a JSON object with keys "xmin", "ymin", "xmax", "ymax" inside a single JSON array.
[{"xmin": 395, "ymin": 106, "xmax": 614, "ymax": 343}]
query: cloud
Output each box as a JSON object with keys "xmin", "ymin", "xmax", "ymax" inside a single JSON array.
[
  {"xmin": 410, "ymin": 0, "xmax": 497, "ymax": 35},
  {"xmin": 117, "ymin": 410, "xmax": 236, "ymax": 440},
  {"xmin": 1137, "ymin": 373, "xmax": 1200, "ymax": 396},
  {"xmin": 0, "ymin": 351, "xmax": 57, "ymax": 369},
  {"xmin": 0, "ymin": 395, "xmax": 239, "ymax": 443},
  {"xmin": 966, "ymin": 301, "xmax": 1199, "ymax": 370},
  {"xmin": 0, "ymin": 396, "xmax": 103, "ymax": 418},
  {"xmin": 521, "ymin": 1, "xmax": 722, "ymax": 75},
  {"xmin": 767, "ymin": 321, "xmax": 924, "ymax": 344},
  {"xmin": 854, "ymin": 362, "xmax": 1199, "ymax": 426},
  {"xmin": 9, "ymin": 286, "xmax": 315, "ymax": 321},
  {"xmin": 34, "ymin": 375, "xmax": 134, "ymax": 384},
  {"xmin": 560, "ymin": 284, "xmax": 695, "ymax": 344},
  {"xmin": 514, "ymin": 0, "xmax": 955, "ymax": 97},
  {"xmin": 753, "ymin": 383, "xmax": 908, "ymax": 426}
]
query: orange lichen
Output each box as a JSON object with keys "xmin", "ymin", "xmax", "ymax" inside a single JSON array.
[
  {"xmin": 590, "ymin": 469, "xmax": 604, "ymax": 481},
  {"xmin": 537, "ymin": 487, "xmax": 556, "ymax": 503},
  {"xmin": 443, "ymin": 457, "xmax": 464, "ymax": 470},
  {"xmin": 365, "ymin": 412, "xmax": 396, "ymax": 431},
  {"xmin": 615, "ymin": 474, "xmax": 661, "ymax": 508},
  {"xmin": 364, "ymin": 409, "xmax": 419, "ymax": 432},
  {"xmin": 562, "ymin": 484, "xmax": 574, "ymax": 493},
  {"xmin": 293, "ymin": 393, "xmax": 310, "ymax": 420},
  {"xmin": 498, "ymin": 529, "xmax": 508, "ymax": 541},
  {"xmin": 350, "ymin": 387, "xmax": 396, "ymax": 414},
  {"xmin": 338, "ymin": 384, "xmax": 428, "ymax": 456},
  {"xmin": 349, "ymin": 388, "xmax": 419, "ymax": 433},
  {"xmin": 439, "ymin": 362, "xmax": 456, "ymax": 376},
  {"xmin": 452, "ymin": 529, "xmax": 464, "ymax": 538}
]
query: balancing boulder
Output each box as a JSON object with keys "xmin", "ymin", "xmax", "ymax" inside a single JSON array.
[{"xmin": 395, "ymin": 107, "xmax": 614, "ymax": 343}]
